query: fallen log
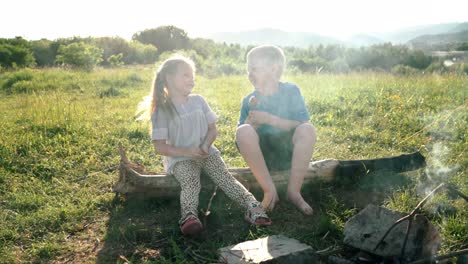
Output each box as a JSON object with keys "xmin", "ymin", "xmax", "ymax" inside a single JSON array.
[{"xmin": 113, "ymin": 144, "xmax": 426, "ymax": 197}]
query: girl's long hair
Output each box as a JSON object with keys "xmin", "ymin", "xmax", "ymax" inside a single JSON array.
[{"xmin": 136, "ymin": 54, "xmax": 195, "ymax": 121}]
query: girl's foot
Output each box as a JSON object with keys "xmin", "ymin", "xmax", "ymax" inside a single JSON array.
[
  {"xmin": 262, "ymin": 192, "xmax": 279, "ymax": 211},
  {"xmin": 245, "ymin": 202, "xmax": 272, "ymax": 226},
  {"xmin": 287, "ymin": 192, "xmax": 313, "ymax": 215},
  {"xmin": 180, "ymin": 215, "xmax": 203, "ymax": 236}
]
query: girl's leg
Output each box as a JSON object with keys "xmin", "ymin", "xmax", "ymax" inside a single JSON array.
[
  {"xmin": 172, "ymin": 159, "xmax": 203, "ymax": 224},
  {"xmin": 203, "ymin": 153, "xmax": 270, "ymax": 225},
  {"xmin": 202, "ymin": 152, "xmax": 258, "ymax": 208}
]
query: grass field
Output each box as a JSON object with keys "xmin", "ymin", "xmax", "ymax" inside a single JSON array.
[{"xmin": 0, "ymin": 66, "xmax": 466, "ymax": 263}]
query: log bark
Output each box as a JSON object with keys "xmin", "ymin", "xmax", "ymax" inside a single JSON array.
[{"xmin": 113, "ymin": 145, "xmax": 426, "ymax": 197}]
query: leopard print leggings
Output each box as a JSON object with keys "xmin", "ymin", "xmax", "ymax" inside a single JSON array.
[{"xmin": 172, "ymin": 152, "xmax": 259, "ymax": 224}]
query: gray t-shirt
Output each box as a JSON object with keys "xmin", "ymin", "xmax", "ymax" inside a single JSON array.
[{"xmin": 151, "ymin": 94, "xmax": 219, "ymax": 174}]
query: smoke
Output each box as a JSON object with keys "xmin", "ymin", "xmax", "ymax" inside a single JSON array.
[
  {"xmin": 424, "ymin": 142, "xmax": 459, "ymax": 183},
  {"xmin": 416, "ymin": 108, "xmax": 463, "ymax": 210}
]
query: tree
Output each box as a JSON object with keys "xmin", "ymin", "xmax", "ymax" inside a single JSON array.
[
  {"xmin": 55, "ymin": 42, "xmax": 103, "ymax": 70},
  {"xmin": 404, "ymin": 50, "xmax": 432, "ymax": 69},
  {"xmin": 0, "ymin": 37, "xmax": 35, "ymax": 68},
  {"xmin": 316, "ymin": 45, "xmax": 345, "ymax": 61},
  {"xmin": 190, "ymin": 38, "xmax": 217, "ymax": 58},
  {"xmin": 107, "ymin": 53, "xmax": 124, "ymax": 67},
  {"xmin": 92, "ymin": 37, "xmax": 131, "ymax": 66},
  {"xmin": 132, "ymin": 26, "xmax": 190, "ymax": 54},
  {"xmin": 455, "ymin": 42, "xmax": 468, "ymax": 51},
  {"xmin": 49, "ymin": 37, "xmax": 90, "ymax": 66},
  {"xmin": 126, "ymin": 41, "xmax": 158, "ymax": 64},
  {"xmin": 30, "ymin": 39, "xmax": 56, "ymax": 66},
  {"xmin": 345, "ymin": 43, "xmax": 409, "ymax": 71}
]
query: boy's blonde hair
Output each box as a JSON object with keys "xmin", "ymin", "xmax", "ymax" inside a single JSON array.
[{"xmin": 246, "ymin": 45, "xmax": 285, "ymax": 78}]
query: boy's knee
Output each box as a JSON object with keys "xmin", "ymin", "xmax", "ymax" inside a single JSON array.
[
  {"xmin": 293, "ymin": 123, "xmax": 316, "ymax": 144},
  {"xmin": 235, "ymin": 124, "xmax": 258, "ymax": 144}
]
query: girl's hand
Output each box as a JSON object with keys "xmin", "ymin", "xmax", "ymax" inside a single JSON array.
[
  {"xmin": 187, "ymin": 147, "xmax": 209, "ymax": 159},
  {"xmin": 200, "ymin": 143, "xmax": 210, "ymax": 155}
]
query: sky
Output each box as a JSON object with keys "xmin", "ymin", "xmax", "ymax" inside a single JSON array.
[{"xmin": 1, "ymin": 0, "xmax": 467, "ymax": 41}]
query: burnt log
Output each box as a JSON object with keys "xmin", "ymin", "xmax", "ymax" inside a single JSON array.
[
  {"xmin": 334, "ymin": 152, "xmax": 426, "ymax": 178},
  {"xmin": 114, "ymin": 145, "xmax": 426, "ymax": 197}
]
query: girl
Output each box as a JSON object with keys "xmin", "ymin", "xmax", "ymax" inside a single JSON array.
[{"xmin": 147, "ymin": 54, "xmax": 271, "ymax": 236}]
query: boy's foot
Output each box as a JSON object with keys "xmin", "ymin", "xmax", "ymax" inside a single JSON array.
[
  {"xmin": 262, "ymin": 193, "xmax": 279, "ymax": 211},
  {"xmin": 287, "ymin": 193, "xmax": 313, "ymax": 215},
  {"xmin": 180, "ymin": 216, "xmax": 203, "ymax": 236},
  {"xmin": 245, "ymin": 202, "xmax": 272, "ymax": 226}
]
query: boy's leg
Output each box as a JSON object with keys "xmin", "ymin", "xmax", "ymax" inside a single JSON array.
[
  {"xmin": 235, "ymin": 124, "xmax": 279, "ymax": 210},
  {"xmin": 287, "ymin": 123, "xmax": 316, "ymax": 215},
  {"xmin": 172, "ymin": 159, "xmax": 203, "ymax": 224}
]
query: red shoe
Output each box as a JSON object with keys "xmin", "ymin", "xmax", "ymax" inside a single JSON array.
[{"xmin": 180, "ymin": 216, "xmax": 203, "ymax": 236}]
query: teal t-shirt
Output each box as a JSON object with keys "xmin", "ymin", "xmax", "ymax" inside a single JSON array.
[{"xmin": 238, "ymin": 82, "xmax": 310, "ymax": 135}]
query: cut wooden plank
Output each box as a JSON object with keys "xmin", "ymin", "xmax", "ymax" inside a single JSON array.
[{"xmin": 218, "ymin": 235, "xmax": 319, "ymax": 263}]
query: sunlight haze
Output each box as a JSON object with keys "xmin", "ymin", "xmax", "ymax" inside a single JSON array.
[{"xmin": 2, "ymin": 0, "xmax": 467, "ymax": 40}]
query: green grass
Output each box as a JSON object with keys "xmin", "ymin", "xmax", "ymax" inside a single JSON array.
[{"xmin": 0, "ymin": 67, "xmax": 466, "ymax": 263}]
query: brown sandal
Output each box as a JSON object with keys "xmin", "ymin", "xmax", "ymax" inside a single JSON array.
[{"xmin": 245, "ymin": 202, "xmax": 272, "ymax": 226}]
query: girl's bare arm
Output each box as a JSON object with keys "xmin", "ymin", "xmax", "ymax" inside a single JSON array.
[
  {"xmin": 153, "ymin": 140, "xmax": 208, "ymax": 159},
  {"xmin": 201, "ymin": 123, "xmax": 217, "ymax": 152}
]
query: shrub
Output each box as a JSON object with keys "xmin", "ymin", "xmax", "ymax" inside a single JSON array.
[
  {"xmin": 107, "ymin": 53, "xmax": 124, "ymax": 67},
  {"xmin": 98, "ymin": 86, "xmax": 122, "ymax": 98},
  {"xmin": 1, "ymin": 69, "xmax": 34, "ymax": 93},
  {"xmin": 55, "ymin": 42, "xmax": 103, "ymax": 70},
  {"xmin": 0, "ymin": 42, "xmax": 35, "ymax": 68},
  {"xmin": 391, "ymin": 64, "xmax": 420, "ymax": 75},
  {"xmin": 426, "ymin": 61, "xmax": 447, "ymax": 74},
  {"xmin": 30, "ymin": 39, "xmax": 56, "ymax": 66},
  {"xmin": 126, "ymin": 42, "xmax": 158, "ymax": 64}
]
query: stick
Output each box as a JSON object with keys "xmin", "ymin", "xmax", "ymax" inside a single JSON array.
[
  {"xmin": 203, "ymin": 186, "xmax": 218, "ymax": 227},
  {"xmin": 408, "ymin": 248, "xmax": 468, "ymax": 264},
  {"xmin": 374, "ymin": 183, "xmax": 445, "ymax": 254},
  {"xmin": 401, "ymin": 183, "xmax": 445, "ymax": 257}
]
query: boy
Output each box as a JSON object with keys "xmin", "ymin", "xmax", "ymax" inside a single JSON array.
[{"xmin": 235, "ymin": 45, "xmax": 317, "ymax": 215}]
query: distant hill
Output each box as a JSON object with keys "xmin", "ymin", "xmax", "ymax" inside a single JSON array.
[
  {"xmin": 450, "ymin": 22, "xmax": 468, "ymax": 33},
  {"xmin": 344, "ymin": 34, "xmax": 385, "ymax": 47},
  {"xmin": 209, "ymin": 28, "xmax": 342, "ymax": 48},
  {"xmin": 209, "ymin": 22, "xmax": 468, "ymax": 47},
  {"xmin": 372, "ymin": 22, "xmax": 467, "ymax": 43},
  {"xmin": 408, "ymin": 30, "xmax": 468, "ymax": 46}
]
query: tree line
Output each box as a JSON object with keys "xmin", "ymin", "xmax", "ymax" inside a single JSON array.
[{"xmin": 1, "ymin": 25, "xmax": 467, "ymax": 75}]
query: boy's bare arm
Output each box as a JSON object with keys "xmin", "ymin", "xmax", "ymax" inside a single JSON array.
[
  {"xmin": 153, "ymin": 140, "xmax": 208, "ymax": 159},
  {"xmin": 248, "ymin": 110, "xmax": 302, "ymax": 131}
]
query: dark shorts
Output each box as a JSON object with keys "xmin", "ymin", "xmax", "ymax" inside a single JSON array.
[{"xmin": 259, "ymin": 130, "xmax": 295, "ymax": 171}]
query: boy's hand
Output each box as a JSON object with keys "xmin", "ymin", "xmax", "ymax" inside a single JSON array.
[
  {"xmin": 247, "ymin": 111, "xmax": 274, "ymax": 126},
  {"xmin": 245, "ymin": 115, "xmax": 259, "ymax": 129}
]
